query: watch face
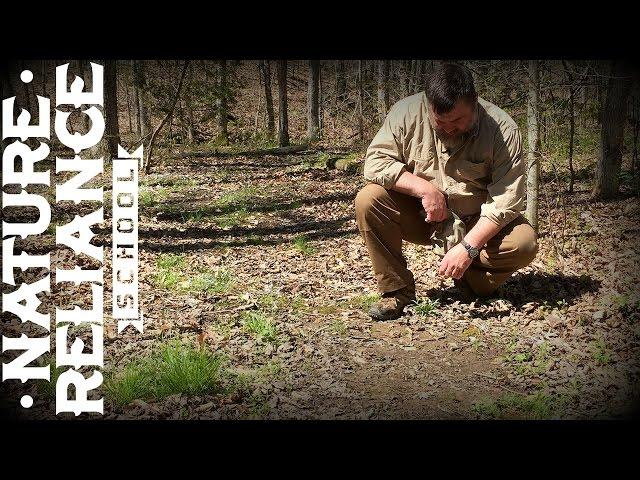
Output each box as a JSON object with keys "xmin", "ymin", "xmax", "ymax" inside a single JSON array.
[{"xmin": 465, "ymin": 243, "xmax": 479, "ymax": 258}]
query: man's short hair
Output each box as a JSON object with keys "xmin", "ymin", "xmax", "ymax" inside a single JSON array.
[{"xmin": 425, "ymin": 63, "xmax": 478, "ymax": 114}]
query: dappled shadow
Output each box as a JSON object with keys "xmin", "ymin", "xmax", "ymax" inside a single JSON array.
[
  {"xmin": 137, "ymin": 216, "xmax": 358, "ymax": 252},
  {"xmin": 499, "ymin": 271, "xmax": 601, "ymax": 308},
  {"xmin": 153, "ymin": 191, "xmax": 357, "ymax": 220},
  {"xmin": 425, "ymin": 271, "xmax": 601, "ymax": 312},
  {"xmin": 167, "ymin": 168, "xmax": 335, "ymax": 186}
]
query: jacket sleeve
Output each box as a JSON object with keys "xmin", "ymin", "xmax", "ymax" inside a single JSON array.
[
  {"xmin": 363, "ymin": 102, "xmax": 408, "ymax": 189},
  {"xmin": 479, "ymin": 126, "xmax": 526, "ymax": 228}
]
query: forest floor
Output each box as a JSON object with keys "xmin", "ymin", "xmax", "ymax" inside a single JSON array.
[{"xmin": 4, "ymin": 148, "xmax": 640, "ymax": 420}]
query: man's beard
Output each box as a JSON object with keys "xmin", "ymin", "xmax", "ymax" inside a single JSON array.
[{"xmin": 435, "ymin": 127, "xmax": 465, "ymax": 143}]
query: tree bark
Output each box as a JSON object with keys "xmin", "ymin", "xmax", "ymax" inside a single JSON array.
[
  {"xmin": 19, "ymin": 60, "xmax": 32, "ymax": 117},
  {"xmin": 402, "ymin": 60, "xmax": 411, "ymax": 97},
  {"xmin": 81, "ymin": 60, "xmax": 93, "ymax": 133},
  {"xmin": 591, "ymin": 60, "xmax": 633, "ymax": 200},
  {"xmin": 125, "ymin": 85, "xmax": 133, "ymax": 133},
  {"xmin": 133, "ymin": 60, "xmax": 152, "ymax": 146},
  {"xmin": 41, "ymin": 60, "xmax": 47, "ymax": 97},
  {"xmin": 419, "ymin": 60, "xmax": 429, "ymax": 91},
  {"xmin": 103, "ymin": 60, "xmax": 120, "ymax": 159},
  {"xmin": 1, "ymin": 61, "xmax": 15, "ymax": 155},
  {"xmin": 132, "ymin": 61, "xmax": 140, "ymax": 136},
  {"xmin": 216, "ymin": 59, "xmax": 229, "ymax": 145},
  {"xmin": 259, "ymin": 60, "xmax": 275, "ymax": 138},
  {"xmin": 307, "ymin": 60, "xmax": 321, "ymax": 141},
  {"xmin": 377, "ymin": 60, "xmax": 390, "ymax": 123},
  {"xmin": 632, "ymin": 95, "xmax": 639, "ymax": 172},
  {"xmin": 358, "ymin": 60, "xmax": 364, "ymax": 141},
  {"xmin": 185, "ymin": 64, "xmax": 195, "ymax": 144},
  {"xmin": 526, "ymin": 60, "xmax": 541, "ymax": 233},
  {"xmin": 277, "ymin": 60, "xmax": 289, "ymax": 147},
  {"xmin": 410, "ymin": 60, "xmax": 419, "ymax": 93},
  {"xmin": 562, "ymin": 60, "xmax": 576, "ymax": 194},
  {"xmin": 335, "ymin": 60, "xmax": 346, "ymax": 103}
]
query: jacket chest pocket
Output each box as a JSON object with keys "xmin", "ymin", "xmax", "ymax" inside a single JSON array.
[{"xmin": 455, "ymin": 159, "xmax": 488, "ymax": 181}]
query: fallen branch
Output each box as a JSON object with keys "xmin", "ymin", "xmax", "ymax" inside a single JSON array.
[
  {"xmin": 144, "ymin": 60, "xmax": 190, "ymax": 174},
  {"xmin": 174, "ymin": 144, "xmax": 310, "ymax": 160}
]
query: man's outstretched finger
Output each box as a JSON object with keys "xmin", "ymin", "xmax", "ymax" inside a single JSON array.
[{"xmin": 438, "ymin": 262, "xmax": 447, "ymax": 276}]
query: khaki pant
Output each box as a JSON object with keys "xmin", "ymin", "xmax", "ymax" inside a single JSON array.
[{"xmin": 355, "ymin": 183, "xmax": 538, "ymax": 297}]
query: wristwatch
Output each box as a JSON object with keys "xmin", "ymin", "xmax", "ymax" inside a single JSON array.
[{"xmin": 461, "ymin": 239, "xmax": 480, "ymax": 259}]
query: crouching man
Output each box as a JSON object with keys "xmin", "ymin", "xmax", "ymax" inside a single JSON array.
[{"xmin": 355, "ymin": 63, "xmax": 538, "ymax": 321}]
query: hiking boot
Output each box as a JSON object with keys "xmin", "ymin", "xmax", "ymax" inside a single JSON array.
[{"xmin": 369, "ymin": 286, "xmax": 416, "ymax": 321}]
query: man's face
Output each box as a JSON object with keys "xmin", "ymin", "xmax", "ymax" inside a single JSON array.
[{"xmin": 428, "ymin": 99, "xmax": 477, "ymax": 142}]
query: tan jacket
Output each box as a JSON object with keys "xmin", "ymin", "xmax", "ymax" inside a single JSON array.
[{"xmin": 363, "ymin": 92, "xmax": 525, "ymax": 229}]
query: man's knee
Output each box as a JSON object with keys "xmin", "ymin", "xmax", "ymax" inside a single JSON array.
[
  {"xmin": 355, "ymin": 183, "xmax": 387, "ymax": 221},
  {"xmin": 511, "ymin": 223, "xmax": 538, "ymax": 267}
]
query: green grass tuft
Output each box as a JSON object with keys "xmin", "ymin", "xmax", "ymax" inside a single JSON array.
[
  {"xmin": 413, "ymin": 298, "xmax": 440, "ymax": 317},
  {"xmin": 292, "ymin": 235, "xmax": 317, "ymax": 255},
  {"xmin": 591, "ymin": 337, "xmax": 611, "ymax": 365},
  {"xmin": 242, "ymin": 311, "xmax": 278, "ymax": 344},
  {"xmin": 472, "ymin": 391, "xmax": 560, "ymax": 420},
  {"xmin": 104, "ymin": 340, "xmax": 225, "ymax": 407},
  {"xmin": 150, "ymin": 254, "xmax": 233, "ymax": 295},
  {"xmin": 190, "ymin": 269, "xmax": 233, "ymax": 294}
]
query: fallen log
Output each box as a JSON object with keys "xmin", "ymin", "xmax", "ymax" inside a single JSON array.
[
  {"xmin": 174, "ymin": 144, "xmax": 310, "ymax": 159},
  {"xmin": 334, "ymin": 156, "xmax": 365, "ymax": 175}
]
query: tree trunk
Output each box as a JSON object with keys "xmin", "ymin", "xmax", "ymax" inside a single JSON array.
[
  {"xmin": 103, "ymin": 60, "xmax": 120, "ymax": 159},
  {"xmin": 526, "ymin": 60, "xmax": 541, "ymax": 233},
  {"xmin": 377, "ymin": 60, "xmax": 390, "ymax": 123},
  {"xmin": 402, "ymin": 60, "xmax": 411, "ymax": 97},
  {"xmin": 144, "ymin": 61, "xmax": 190, "ymax": 174},
  {"xmin": 217, "ymin": 59, "xmax": 229, "ymax": 145},
  {"xmin": 632, "ymin": 96, "xmax": 639, "ymax": 172},
  {"xmin": 41, "ymin": 60, "xmax": 47, "ymax": 96},
  {"xmin": 358, "ymin": 60, "xmax": 364, "ymax": 141},
  {"xmin": 125, "ymin": 85, "xmax": 133, "ymax": 133},
  {"xmin": 134, "ymin": 60, "xmax": 152, "ymax": 146},
  {"xmin": 132, "ymin": 61, "xmax": 140, "ymax": 136},
  {"xmin": 410, "ymin": 60, "xmax": 419, "ymax": 93},
  {"xmin": 562, "ymin": 60, "xmax": 576, "ymax": 194},
  {"xmin": 185, "ymin": 64, "xmax": 195, "ymax": 144},
  {"xmin": 568, "ymin": 84, "xmax": 576, "ymax": 194},
  {"xmin": 81, "ymin": 60, "xmax": 93, "ymax": 133},
  {"xmin": 335, "ymin": 60, "xmax": 346, "ymax": 103},
  {"xmin": 307, "ymin": 60, "xmax": 321, "ymax": 141},
  {"xmin": 591, "ymin": 61, "xmax": 633, "ymax": 200},
  {"xmin": 277, "ymin": 60, "xmax": 289, "ymax": 147},
  {"xmin": 259, "ymin": 60, "xmax": 275, "ymax": 138},
  {"xmin": 19, "ymin": 60, "xmax": 32, "ymax": 117},
  {"xmin": 1, "ymin": 62, "xmax": 15, "ymax": 155},
  {"xmin": 318, "ymin": 65, "xmax": 323, "ymax": 134},
  {"xmin": 419, "ymin": 60, "xmax": 429, "ymax": 91},
  {"xmin": 186, "ymin": 98, "xmax": 195, "ymax": 144}
]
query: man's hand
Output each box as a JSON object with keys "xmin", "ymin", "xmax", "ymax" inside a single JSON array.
[
  {"xmin": 419, "ymin": 183, "xmax": 448, "ymax": 223},
  {"xmin": 392, "ymin": 170, "xmax": 448, "ymax": 222},
  {"xmin": 438, "ymin": 243, "xmax": 473, "ymax": 279}
]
